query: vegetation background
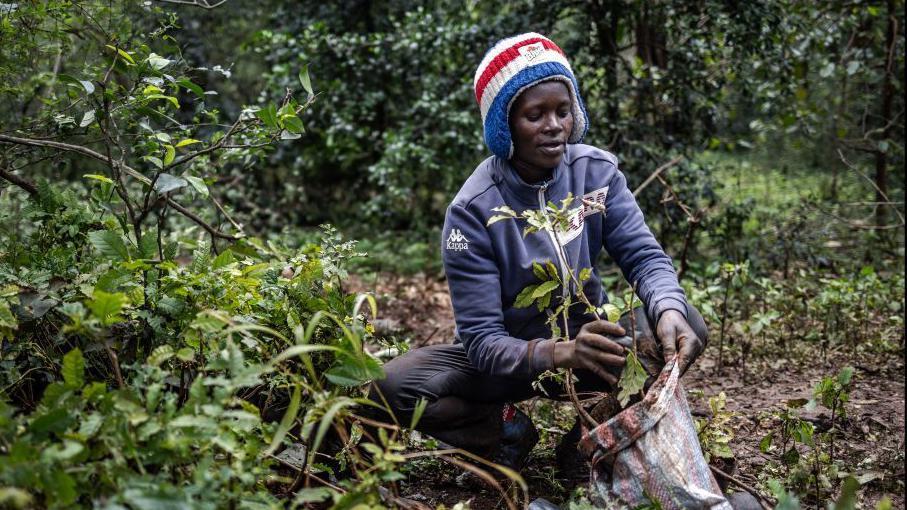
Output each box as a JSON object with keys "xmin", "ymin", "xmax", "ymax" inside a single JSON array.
[{"xmin": 0, "ymin": 1, "xmax": 903, "ymax": 509}]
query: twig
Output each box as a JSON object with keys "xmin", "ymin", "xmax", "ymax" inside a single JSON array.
[
  {"xmin": 104, "ymin": 343, "xmax": 125, "ymax": 389},
  {"xmin": 0, "ymin": 167, "xmax": 38, "ymax": 195},
  {"xmin": 0, "ymin": 134, "xmax": 240, "ymax": 240},
  {"xmin": 152, "ymin": 0, "xmax": 228, "ymax": 8},
  {"xmin": 837, "ymin": 148, "xmax": 905, "ymax": 224},
  {"xmin": 632, "ymin": 155, "xmax": 684, "ymax": 197}
]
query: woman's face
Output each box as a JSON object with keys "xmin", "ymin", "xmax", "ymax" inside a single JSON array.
[{"xmin": 509, "ymin": 80, "xmax": 573, "ymax": 176}]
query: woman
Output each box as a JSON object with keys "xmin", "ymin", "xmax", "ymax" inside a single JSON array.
[{"xmin": 370, "ymin": 32, "xmax": 707, "ymax": 473}]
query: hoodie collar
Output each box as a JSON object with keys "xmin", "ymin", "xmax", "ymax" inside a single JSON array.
[{"xmin": 494, "ymin": 146, "xmax": 571, "ymax": 208}]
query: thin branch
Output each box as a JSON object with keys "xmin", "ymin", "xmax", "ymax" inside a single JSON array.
[
  {"xmin": 633, "ymin": 155, "xmax": 684, "ymax": 197},
  {"xmin": 837, "ymin": 148, "xmax": 905, "ymax": 224},
  {"xmin": 710, "ymin": 465, "xmax": 773, "ymax": 510},
  {"xmin": 0, "ymin": 167, "xmax": 38, "ymax": 195},
  {"xmin": 0, "ymin": 134, "xmax": 240, "ymax": 240},
  {"xmin": 152, "ymin": 0, "xmax": 228, "ymax": 8}
]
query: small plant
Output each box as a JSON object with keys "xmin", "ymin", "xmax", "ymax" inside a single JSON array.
[
  {"xmin": 694, "ymin": 391, "xmax": 735, "ymax": 464},
  {"xmin": 488, "ymin": 195, "xmax": 649, "ymax": 422}
]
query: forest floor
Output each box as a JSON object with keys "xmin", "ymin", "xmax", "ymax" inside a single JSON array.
[{"xmin": 350, "ymin": 273, "xmax": 906, "ymax": 510}]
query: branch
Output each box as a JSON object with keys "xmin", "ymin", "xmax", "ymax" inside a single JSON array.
[
  {"xmin": 0, "ymin": 134, "xmax": 239, "ymax": 240},
  {"xmin": 837, "ymin": 148, "xmax": 905, "ymax": 224},
  {"xmin": 0, "ymin": 167, "xmax": 38, "ymax": 195},
  {"xmin": 152, "ymin": 0, "xmax": 228, "ymax": 8},
  {"xmin": 633, "ymin": 155, "xmax": 684, "ymax": 197}
]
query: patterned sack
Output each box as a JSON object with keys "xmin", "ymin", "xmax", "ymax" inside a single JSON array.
[{"xmin": 578, "ymin": 357, "xmax": 731, "ymax": 509}]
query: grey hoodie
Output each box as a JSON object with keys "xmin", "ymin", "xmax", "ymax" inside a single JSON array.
[{"xmin": 441, "ymin": 144, "xmax": 688, "ymax": 381}]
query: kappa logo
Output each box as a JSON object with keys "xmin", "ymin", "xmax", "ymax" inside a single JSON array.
[
  {"xmin": 518, "ymin": 42, "xmax": 545, "ymax": 62},
  {"xmin": 446, "ymin": 228, "xmax": 469, "ymax": 251}
]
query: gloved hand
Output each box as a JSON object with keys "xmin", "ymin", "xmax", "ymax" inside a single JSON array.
[
  {"xmin": 553, "ymin": 320, "xmax": 627, "ymax": 386},
  {"xmin": 656, "ymin": 309, "xmax": 705, "ymax": 375}
]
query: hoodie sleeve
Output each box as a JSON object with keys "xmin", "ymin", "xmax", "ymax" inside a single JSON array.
[
  {"xmin": 601, "ymin": 165, "xmax": 689, "ymax": 323},
  {"xmin": 442, "ymin": 203, "xmax": 556, "ymax": 380}
]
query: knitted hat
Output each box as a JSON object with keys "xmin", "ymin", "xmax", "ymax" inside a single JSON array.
[{"xmin": 473, "ymin": 32, "xmax": 589, "ymax": 159}]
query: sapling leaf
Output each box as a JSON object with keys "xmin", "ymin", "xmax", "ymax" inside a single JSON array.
[
  {"xmin": 531, "ymin": 280, "xmax": 559, "ymax": 299},
  {"xmin": 546, "ymin": 261, "xmax": 559, "ymax": 281},
  {"xmin": 533, "ymin": 262, "xmax": 548, "ymax": 281},
  {"xmin": 578, "ymin": 267, "xmax": 592, "ymax": 282},
  {"xmin": 513, "ymin": 284, "xmax": 538, "ymax": 308},
  {"xmin": 617, "ymin": 350, "xmax": 647, "ymax": 407},
  {"xmin": 602, "ymin": 303, "xmax": 622, "ymax": 323}
]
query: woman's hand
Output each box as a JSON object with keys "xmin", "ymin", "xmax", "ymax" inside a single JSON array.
[
  {"xmin": 656, "ymin": 309, "xmax": 705, "ymax": 375},
  {"xmin": 553, "ymin": 320, "xmax": 627, "ymax": 386}
]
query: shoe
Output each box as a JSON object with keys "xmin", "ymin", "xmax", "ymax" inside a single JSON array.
[{"xmin": 493, "ymin": 404, "xmax": 539, "ymax": 471}]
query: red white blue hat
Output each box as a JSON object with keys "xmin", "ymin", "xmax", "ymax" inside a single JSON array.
[{"xmin": 473, "ymin": 32, "xmax": 589, "ymax": 159}]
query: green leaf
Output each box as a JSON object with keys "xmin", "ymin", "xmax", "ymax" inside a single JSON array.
[
  {"xmin": 163, "ymin": 144, "xmax": 175, "ymax": 166},
  {"xmin": 531, "ymin": 280, "xmax": 559, "ymax": 299},
  {"xmin": 176, "ymin": 347, "xmax": 195, "ymax": 362},
  {"xmin": 312, "ymin": 398, "xmax": 357, "ymax": 456},
  {"xmin": 536, "ymin": 290, "xmax": 552, "ymax": 311},
  {"xmin": 175, "ymin": 138, "xmax": 202, "ymax": 148},
  {"xmin": 211, "ymin": 250, "xmax": 235, "ymax": 269},
  {"xmin": 546, "ymin": 261, "xmax": 559, "ymax": 281},
  {"xmin": 139, "ymin": 233, "xmax": 158, "ymax": 259},
  {"xmin": 185, "ymin": 175, "xmax": 209, "ymax": 197},
  {"xmin": 831, "ymin": 476, "xmax": 859, "ymax": 510},
  {"xmin": 602, "ymin": 303, "xmax": 622, "ymax": 323},
  {"xmin": 153, "ymin": 173, "xmax": 187, "ymax": 194},
  {"xmin": 578, "ymin": 267, "xmax": 592, "ymax": 282},
  {"xmin": 79, "ymin": 109, "xmax": 96, "ymax": 127},
  {"xmin": 88, "ymin": 230, "xmax": 130, "ymax": 261},
  {"xmin": 59, "ymin": 74, "xmax": 95, "ymax": 94},
  {"xmin": 759, "ymin": 432, "xmax": 773, "ymax": 453},
  {"xmin": 83, "ymin": 174, "xmax": 114, "ymax": 184},
  {"xmin": 410, "ymin": 397, "xmax": 428, "ymax": 429},
  {"xmin": 146, "ymin": 156, "xmax": 163, "ymax": 169},
  {"xmin": 532, "ymin": 262, "xmax": 547, "ymax": 281},
  {"xmin": 487, "ymin": 214, "xmax": 515, "ymax": 226},
  {"xmin": 264, "ymin": 385, "xmax": 300, "ymax": 456},
  {"xmin": 283, "ymin": 115, "xmax": 304, "ymax": 134},
  {"xmin": 62, "ymin": 348, "xmax": 85, "ymax": 389},
  {"xmin": 255, "ymin": 104, "xmax": 278, "ymax": 129},
  {"xmin": 617, "ymin": 350, "xmax": 647, "ymax": 407},
  {"xmin": 106, "ymin": 44, "xmax": 135, "ymax": 65},
  {"xmin": 88, "ymin": 290, "xmax": 128, "ymax": 325},
  {"xmin": 513, "ymin": 284, "xmax": 539, "ymax": 308},
  {"xmin": 145, "ymin": 52, "xmax": 170, "ymax": 70},
  {"xmin": 837, "ymin": 366, "xmax": 854, "ymax": 386},
  {"xmin": 325, "ymin": 355, "xmax": 384, "ymax": 387},
  {"xmin": 145, "ymin": 94, "xmax": 179, "ymax": 109},
  {"xmin": 293, "ymin": 487, "xmax": 332, "ymax": 504},
  {"xmin": 176, "ymin": 78, "xmax": 204, "ymax": 97},
  {"xmin": 298, "ymin": 65, "xmax": 313, "ymax": 97},
  {"xmin": 148, "ymin": 345, "xmax": 174, "ymax": 367}
]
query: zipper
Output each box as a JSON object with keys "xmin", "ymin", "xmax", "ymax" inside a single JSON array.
[{"xmin": 537, "ymin": 184, "xmax": 571, "ymax": 301}]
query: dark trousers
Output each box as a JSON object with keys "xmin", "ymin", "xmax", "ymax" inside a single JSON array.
[{"xmin": 368, "ymin": 304, "xmax": 708, "ymax": 457}]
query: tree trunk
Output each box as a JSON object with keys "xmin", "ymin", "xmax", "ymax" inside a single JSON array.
[
  {"xmin": 593, "ymin": 0, "xmax": 624, "ymax": 150},
  {"xmin": 875, "ymin": 0, "xmax": 896, "ymax": 226}
]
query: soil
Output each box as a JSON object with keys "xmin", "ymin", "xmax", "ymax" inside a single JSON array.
[{"xmin": 349, "ymin": 273, "xmax": 906, "ymax": 509}]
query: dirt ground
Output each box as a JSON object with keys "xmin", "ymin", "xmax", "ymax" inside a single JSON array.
[{"xmin": 350, "ymin": 273, "xmax": 906, "ymax": 509}]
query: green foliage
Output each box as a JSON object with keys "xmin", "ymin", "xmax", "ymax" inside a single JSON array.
[
  {"xmin": 694, "ymin": 392, "xmax": 735, "ymax": 463},
  {"xmin": 616, "ymin": 350, "xmax": 648, "ymax": 407}
]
